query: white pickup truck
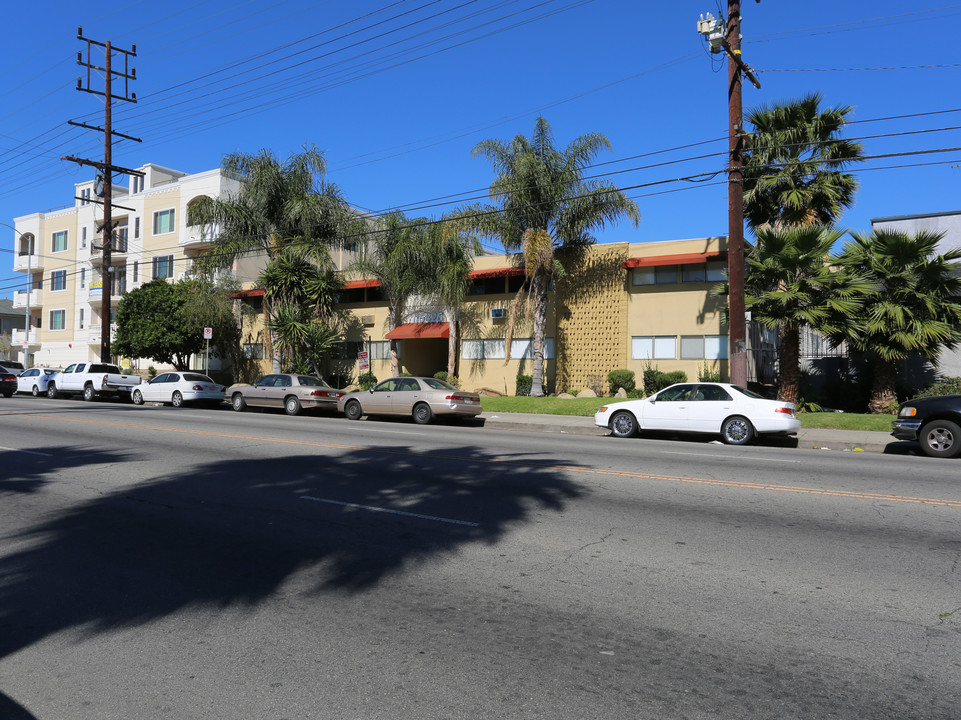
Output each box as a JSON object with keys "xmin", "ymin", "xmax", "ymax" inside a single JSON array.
[{"xmin": 46, "ymin": 362, "xmax": 141, "ymax": 401}]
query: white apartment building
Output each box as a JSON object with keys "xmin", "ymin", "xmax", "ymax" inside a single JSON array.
[{"xmin": 11, "ymin": 163, "xmax": 242, "ymax": 369}]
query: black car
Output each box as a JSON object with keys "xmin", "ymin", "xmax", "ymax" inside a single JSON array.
[
  {"xmin": 0, "ymin": 371, "xmax": 16, "ymax": 398},
  {"xmin": 891, "ymin": 394, "xmax": 961, "ymax": 458}
]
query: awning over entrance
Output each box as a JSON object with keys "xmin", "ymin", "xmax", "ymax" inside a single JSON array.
[
  {"xmin": 468, "ymin": 267, "xmax": 525, "ymax": 279},
  {"xmin": 342, "ymin": 278, "xmax": 382, "ymax": 289},
  {"xmin": 621, "ymin": 251, "xmax": 727, "ymax": 269},
  {"xmin": 385, "ymin": 322, "xmax": 450, "ymax": 340}
]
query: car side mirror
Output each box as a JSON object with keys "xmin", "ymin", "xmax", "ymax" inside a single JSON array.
[{"xmin": 368, "ymin": 388, "xmax": 374, "ymax": 394}]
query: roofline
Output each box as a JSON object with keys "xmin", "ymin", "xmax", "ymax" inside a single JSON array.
[{"xmin": 871, "ymin": 210, "xmax": 961, "ymax": 224}]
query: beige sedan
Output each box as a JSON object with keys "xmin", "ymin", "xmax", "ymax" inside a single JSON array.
[
  {"xmin": 227, "ymin": 374, "xmax": 344, "ymax": 416},
  {"xmin": 338, "ymin": 376, "xmax": 482, "ymax": 424}
]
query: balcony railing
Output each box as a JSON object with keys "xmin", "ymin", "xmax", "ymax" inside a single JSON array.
[
  {"xmin": 11, "ymin": 329, "xmax": 38, "ymax": 346},
  {"xmin": 87, "ymin": 324, "xmax": 118, "ymax": 345},
  {"xmin": 11, "ymin": 289, "xmax": 40, "ymax": 309},
  {"xmin": 13, "ymin": 253, "xmax": 43, "ymax": 272}
]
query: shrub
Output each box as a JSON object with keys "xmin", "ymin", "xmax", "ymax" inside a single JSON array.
[
  {"xmin": 147, "ymin": 366, "xmax": 157, "ymax": 378},
  {"xmin": 399, "ymin": 371, "xmax": 413, "ymax": 377},
  {"xmin": 916, "ymin": 377, "xmax": 961, "ymax": 398},
  {"xmin": 434, "ymin": 371, "xmax": 460, "ymax": 388},
  {"xmin": 606, "ymin": 369, "xmax": 636, "ymax": 395},
  {"xmin": 357, "ymin": 371, "xmax": 377, "ymax": 390},
  {"xmin": 627, "ymin": 388, "xmax": 644, "ymax": 399},
  {"xmin": 643, "ymin": 362, "xmax": 687, "ymax": 395},
  {"xmin": 697, "ymin": 363, "xmax": 721, "ymax": 383},
  {"xmin": 516, "ymin": 374, "xmax": 533, "ymax": 396}
]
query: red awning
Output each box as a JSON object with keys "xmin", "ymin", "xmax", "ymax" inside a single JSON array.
[
  {"xmin": 468, "ymin": 267, "xmax": 525, "ymax": 279},
  {"xmin": 621, "ymin": 251, "xmax": 727, "ymax": 269},
  {"xmin": 230, "ymin": 288, "xmax": 265, "ymax": 299},
  {"xmin": 385, "ymin": 322, "xmax": 450, "ymax": 340},
  {"xmin": 342, "ymin": 278, "xmax": 382, "ymax": 289}
]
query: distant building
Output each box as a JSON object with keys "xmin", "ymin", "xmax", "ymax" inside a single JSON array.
[{"xmin": 0, "ymin": 298, "xmax": 26, "ymax": 362}]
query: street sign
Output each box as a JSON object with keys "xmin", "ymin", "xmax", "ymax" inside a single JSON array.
[{"xmin": 203, "ymin": 327, "xmax": 213, "ymax": 339}]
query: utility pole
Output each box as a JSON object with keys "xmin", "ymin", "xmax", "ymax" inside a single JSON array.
[
  {"xmin": 64, "ymin": 27, "xmax": 142, "ymax": 362},
  {"xmin": 698, "ymin": 2, "xmax": 761, "ymax": 388}
]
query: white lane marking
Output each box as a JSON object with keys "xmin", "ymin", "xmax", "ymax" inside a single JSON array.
[
  {"xmin": 661, "ymin": 451, "xmax": 801, "ymax": 463},
  {"xmin": 0, "ymin": 446, "xmax": 53, "ymax": 457},
  {"xmin": 301, "ymin": 495, "xmax": 479, "ymax": 527}
]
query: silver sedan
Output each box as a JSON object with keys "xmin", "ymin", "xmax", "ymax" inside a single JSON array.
[
  {"xmin": 338, "ymin": 376, "xmax": 482, "ymax": 424},
  {"xmin": 227, "ymin": 374, "xmax": 344, "ymax": 416}
]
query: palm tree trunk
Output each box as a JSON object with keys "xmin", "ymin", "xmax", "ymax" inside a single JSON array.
[
  {"xmin": 530, "ymin": 272, "xmax": 548, "ymax": 397},
  {"xmin": 777, "ymin": 323, "xmax": 801, "ymax": 405},
  {"xmin": 869, "ymin": 356, "xmax": 898, "ymax": 414},
  {"xmin": 388, "ymin": 304, "xmax": 402, "ymax": 377},
  {"xmin": 263, "ymin": 296, "xmax": 282, "ymax": 373},
  {"xmin": 447, "ymin": 312, "xmax": 458, "ymax": 378}
]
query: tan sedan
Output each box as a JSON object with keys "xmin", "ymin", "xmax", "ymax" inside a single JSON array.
[
  {"xmin": 227, "ymin": 374, "xmax": 344, "ymax": 416},
  {"xmin": 338, "ymin": 376, "xmax": 482, "ymax": 424}
]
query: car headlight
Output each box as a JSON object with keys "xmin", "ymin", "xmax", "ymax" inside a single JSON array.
[{"xmin": 899, "ymin": 406, "xmax": 916, "ymax": 418}]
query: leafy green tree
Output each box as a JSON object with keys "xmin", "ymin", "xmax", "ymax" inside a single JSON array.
[
  {"xmin": 469, "ymin": 117, "xmax": 640, "ymax": 396},
  {"xmin": 180, "ymin": 274, "xmax": 243, "ymax": 371},
  {"xmin": 350, "ymin": 212, "xmax": 432, "ymax": 377},
  {"xmin": 735, "ymin": 225, "xmax": 867, "ymax": 405},
  {"xmin": 834, "ymin": 229, "xmax": 961, "ymax": 413},
  {"xmin": 187, "ymin": 145, "xmax": 356, "ymax": 371},
  {"xmin": 115, "ymin": 279, "xmax": 240, "ymax": 370},
  {"xmin": 743, "ymin": 93, "xmax": 864, "ymax": 231}
]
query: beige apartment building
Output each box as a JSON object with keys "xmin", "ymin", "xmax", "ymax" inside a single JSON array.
[{"xmin": 11, "ymin": 164, "xmax": 245, "ymax": 369}]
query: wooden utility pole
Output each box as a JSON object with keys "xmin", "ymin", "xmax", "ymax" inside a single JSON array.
[{"xmin": 64, "ymin": 27, "xmax": 141, "ymax": 362}]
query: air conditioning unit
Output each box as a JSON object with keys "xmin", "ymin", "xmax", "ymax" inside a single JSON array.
[
  {"xmin": 491, "ymin": 307, "xmax": 507, "ymax": 320},
  {"xmin": 360, "ymin": 314, "xmax": 375, "ymax": 326}
]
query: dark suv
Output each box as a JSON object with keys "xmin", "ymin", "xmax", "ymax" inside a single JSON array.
[
  {"xmin": 0, "ymin": 370, "xmax": 16, "ymax": 398},
  {"xmin": 892, "ymin": 395, "xmax": 961, "ymax": 458}
]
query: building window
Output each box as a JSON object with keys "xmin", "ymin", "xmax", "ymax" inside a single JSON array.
[
  {"xmin": 681, "ymin": 264, "xmax": 706, "ymax": 283},
  {"xmin": 116, "ymin": 222, "xmax": 128, "ymax": 253},
  {"xmin": 706, "ymin": 261, "xmax": 726, "ymax": 281},
  {"xmin": 632, "ymin": 267, "xmax": 655, "ymax": 286},
  {"xmin": 243, "ymin": 343, "xmax": 265, "ymax": 359},
  {"xmin": 80, "ymin": 268, "xmax": 86, "ymax": 288},
  {"xmin": 52, "ymin": 230, "xmax": 68, "ymax": 253},
  {"xmin": 369, "ymin": 341, "xmax": 390, "ymax": 360},
  {"xmin": 50, "ymin": 270, "xmax": 67, "ymax": 291},
  {"xmin": 79, "ymin": 308, "xmax": 85, "ymax": 329},
  {"xmin": 462, "ymin": 338, "xmax": 554, "ymax": 360},
  {"xmin": 82, "ymin": 227, "xmax": 87, "ymax": 248},
  {"xmin": 49, "ymin": 309, "xmax": 66, "ymax": 331},
  {"xmin": 133, "ymin": 261, "xmax": 139, "ymax": 282},
  {"xmin": 631, "ymin": 336, "xmax": 677, "ymax": 360},
  {"xmin": 153, "ymin": 209, "xmax": 176, "ymax": 235},
  {"xmin": 133, "ymin": 176, "xmax": 144, "ymax": 194},
  {"xmin": 680, "ymin": 335, "xmax": 728, "ymax": 360},
  {"xmin": 135, "ymin": 217, "xmax": 141, "ymax": 238},
  {"xmin": 152, "ymin": 255, "xmax": 174, "ymax": 279}
]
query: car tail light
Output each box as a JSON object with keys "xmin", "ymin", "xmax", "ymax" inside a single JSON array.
[
  {"xmin": 192, "ymin": 384, "xmax": 205, "ymax": 391},
  {"xmin": 446, "ymin": 394, "xmax": 470, "ymax": 401},
  {"xmin": 310, "ymin": 390, "xmax": 343, "ymax": 398},
  {"xmin": 102, "ymin": 374, "xmax": 109, "ymax": 384},
  {"xmin": 775, "ymin": 407, "xmax": 794, "ymax": 416}
]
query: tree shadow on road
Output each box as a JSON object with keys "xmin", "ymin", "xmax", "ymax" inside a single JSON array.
[
  {"xmin": 0, "ymin": 442, "xmax": 585, "ymax": 704},
  {"xmin": 0, "ymin": 445, "xmax": 130, "ymax": 495}
]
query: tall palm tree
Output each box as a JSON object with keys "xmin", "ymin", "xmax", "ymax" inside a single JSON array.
[
  {"xmin": 187, "ymin": 145, "xmax": 355, "ymax": 371},
  {"xmin": 738, "ymin": 225, "xmax": 867, "ymax": 404},
  {"xmin": 469, "ymin": 117, "xmax": 640, "ymax": 396},
  {"xmin": 350, "ymin": 212, "xmax": 431, "ymax": 377},
  {"xmin": 835, "ymin": 230, "xmax": 961, "ymax": 413},
  {"xmin": 743, "ymin": 93, "xmax": 864, "ymax": 231}
]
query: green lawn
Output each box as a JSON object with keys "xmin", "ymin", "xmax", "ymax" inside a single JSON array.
[{"xmin": 478, "ymin": 396, "xmax": 894, "ymax": 431}]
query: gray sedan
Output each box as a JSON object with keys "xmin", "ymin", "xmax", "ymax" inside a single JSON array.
[
  {"xmin": 227, "ymin": 374, "xmax": 344, "ymax": 416},
  {"xmin": 338, "ymin": 376, "xmax": 482, "ymax": 424}
]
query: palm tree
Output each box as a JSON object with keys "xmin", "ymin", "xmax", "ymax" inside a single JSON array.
[
  {"xmin": 738, "ymin": 225, "xmax": 867, "ymax": 404},
  {"xmin": 743, "ymin": 93, "xmax": 864, "ymax": 231},
  {"xmin": 350, "ymin": 212, "xmax": 431, "ymax": 377},
  {"xmin": 425, "ymin": 216, "xmax": 482, "ymax": 378},
  {"xmin": 187, "ymin": 145, "xmax": 355, "ymax": 371},
  {"xmin": 469, "ymin": 117, "xmax": 640, "ymax": 396},
  {"xmin": 835, "ymin": 229, "xmax": 961, "ymax": 413}
]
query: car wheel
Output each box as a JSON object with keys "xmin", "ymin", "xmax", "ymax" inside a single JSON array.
[
  {"xmin": 412, "ymin": 402, "xmax": 433, "ymax": 425},
  {"xmin": 172, "ymin": 391, "xmax": 184, "ymax": 408},
  {"xmin": 1, "ymin": 392, "xmax": 11, "ymax": 399},
  {"xmin": 82, "ymin": 384, "xmax": 95, "ymax": 402},
  {"xmin": 344, "ymin": 400, "xmax": 363, "ymax": 421},
  {"xmin": 232, "ymin": 393, "xmax": 246, "ymax": 412},
  {"xmin": 721, "ymin": 415, "xmax": 755, "ymax": 445},
  {"xmin": 919, "ymin": 420, "xmax": 961, "ymax": 459},
  {"xmin": 284, "ymin": 396, "xmax": 302, "ymax": 416},
  {"xmin": 47, "ymin": 384, "xmax": 58, "ymax": 399},
  {"xmin": 31, "ymin": 385, "xmax": 40, "ymax": 397},
  {"xmin": 132, "ymin": 390, "xmax": 144, "ymax": 406},
  {"xmin": 610, "ymin": 410, "xmax": 638, "ymax": 438}
]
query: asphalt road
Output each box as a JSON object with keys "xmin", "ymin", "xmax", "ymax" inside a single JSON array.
[{"xmin": 1, "ymin": 396, "xmax": 959, "ymax": 719}]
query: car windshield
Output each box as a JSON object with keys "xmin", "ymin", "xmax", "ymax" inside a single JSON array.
[
  {"xmin": 183, "ymin": 373, "xmax": 213, "ymax": 382},
  {"xmin": 730, "ymin": 385, "xmax": 765, "ymax": 399},
  {"xmin": 422, "ymin": 378, "xmax": 455, "ymax": 391}
]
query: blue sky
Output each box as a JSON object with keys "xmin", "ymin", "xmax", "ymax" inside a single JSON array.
[{"xmin": 2, "ymin": 0, "xmax": 960, "ymax": 299}]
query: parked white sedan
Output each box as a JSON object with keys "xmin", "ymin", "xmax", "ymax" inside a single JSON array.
[
  {"xmin": 131, "ymin": 372, "xmax": 226, "ymax": 408},
  {"xmin": 595, "ymin": 382, "xmax": 800, "ymax": 445},
  {"xmin": 16, "ymin": 367, "xmax": 58, "ymax": 396}
]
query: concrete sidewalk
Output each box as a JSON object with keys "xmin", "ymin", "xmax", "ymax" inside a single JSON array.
[{"xmin": 479, "ymin": 411, "xmax": 902, "ymax": 455}]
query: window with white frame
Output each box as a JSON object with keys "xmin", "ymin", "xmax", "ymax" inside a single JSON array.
[
  {"xmin": 50, "ymin": 270, "xmax": 67, "ymax": 291},
  {"xmin": 369, "ymin": 341, "xmax": 390, "ymax": 360},
  {"xmin": 52, "ymin": 230, "xmax": 68, "ymax": 253},
  {"xmin": 79, "ymin": 308, "xmax": 85, "ymax": 329},
  {"xmin": 80, "ymin": 268, "xmax": 86, "ymax": 288},
  {"xmin": 82, "ymin": 227, "xmax": 87, "ymax": 248},
  {"xmin": 134, "ymin": 217, "xmax": 140, "ymax": 238},
  {"xmin": 631, "ymin": 335, "xmax": 677, "ymax": 360},
  {"xmin": 49, "ymin": 309, "xmax": 66, "ymax": 331},
  {"xmin": 153, "ymin": 208, "xmax": 176, "ymax": 235},
  {"xmin": 680, "ymin": 335, "xmax": 728, "ymax": 360},
  {"xmin": 152, "ymin": 255, "xmax": 174, "ymax": 279},
  {"xmin": 462, "ymin": 337, "xmax": 554, "ymax": 360}
]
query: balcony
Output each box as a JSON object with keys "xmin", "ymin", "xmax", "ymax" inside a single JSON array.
[
  {"xmin": 87, "ymin": 324, "xmax": 118, "ymax": 346},
  {"xmin": 181, "ymin": 223, "xmax": 217, "ymax": 251},
  {"xmin": 11, "ymin": 329, "xmax": 39, "ymax": 346},
  {"xmin": 13, "ymin": 253, "xmax": 43, "ymax": 272},
  {"xmin": 11, "ymin": 289, "xmax": 40, "ymax": 309}
]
